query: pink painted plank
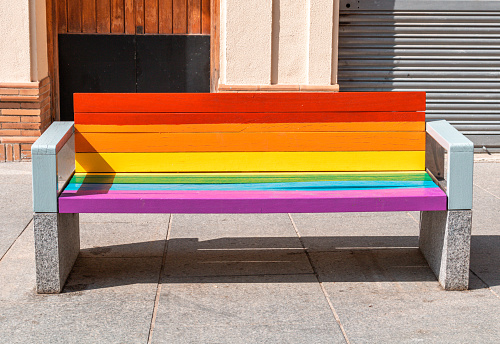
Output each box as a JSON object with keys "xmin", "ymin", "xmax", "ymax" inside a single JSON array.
[{"xmin": 59, "ymin": 188, "xmax": 447, "ymax": 213}]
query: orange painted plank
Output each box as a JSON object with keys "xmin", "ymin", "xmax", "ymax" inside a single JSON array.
[
  {"xmin": 75, "ymin": 132, "xmax": 425, "ymax": 153},
  {"xmin": 125, "ymin": 0, "xmax": 135, "ymax": 34},
  {"xmin": 57, "ymin": 0, "xmax": 68, "ymax": 33},
  {"xmin": 67, "ymin": 0, "xmax": 82, "ymax": 32},
  {"xmin": 75, "ymin": 122, "xmax": 425, "ymax": 133},
  {"xmin": 111, "ymin": 0, "xmax": 125, "ymax": 33},
  {"xmin": 82, "ymin": 0, "xmax": 96, "ymax": 33},
  {"xmin": 96, "ymin": 0, "xmax": 111, "ymax": 33},
  {"xmin": 135, "ymin": 0, "xmax": 145, "ymax": 33},
  {"xmin": 159, "ymin": 0, "xmax": 173, "ymax": 33},
  {"xmin": 173, "ymin": 0, "xmax": 187, "ymax": 33},
  {"xmin": 74, "ymin": 111, "xmax": 425, "ymax": 125},
  {"xmin": 188, "ymin": 0, "xmax": 201, "ymax": 33},
  {"xmin": 201, "ymin": 0, "xmax": 210, "ymax": 34},
  {"xmin": 145, "ymin": 0, "xmax": 159, "ymax": 33},
  {"xmin": 74, "ymin": 92, "xmax": 426, "ymax": 113}
]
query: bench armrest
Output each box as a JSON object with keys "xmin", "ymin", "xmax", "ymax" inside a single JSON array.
[
  {"xmin": 32, "ymin": 122, "xmax": 75, "ymax": 213},
  {"xmin": 426, "ymin": 120, "xmax": 473, "ymax": 210}
]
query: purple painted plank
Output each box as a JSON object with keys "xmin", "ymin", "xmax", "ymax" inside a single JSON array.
[{"xmin": 59, "ymin": 188, "xmax": 447, "ymax": 213}]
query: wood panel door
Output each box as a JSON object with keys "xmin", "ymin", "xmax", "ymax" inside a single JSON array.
[{"xmin": 58, "ymin": 0, "xmax": 210, "ymax": 34}]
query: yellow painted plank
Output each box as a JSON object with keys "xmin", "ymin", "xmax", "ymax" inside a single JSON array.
[
  {"xmin": 75, "ymin": 122, "xmax": 425, "ymax": 133},
  {"xmin": 75, "ymin": 151, "xmax": 425, "ymax": 173}
]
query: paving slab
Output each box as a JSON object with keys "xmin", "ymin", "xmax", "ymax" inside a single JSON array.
[
  {"xmin": 474, "ymin": 162, "xmax": 500, "ymax": 198},
  {"xmin": 290, "ymin": 212, "xmax": 420, "ymax": 252},
  {"xmin": 163, "ymin": 214, "xmax": 312, "ymax": 278},
  {"xmin": 0, "ymin": 162, "xmax": 32, "ymax": 258},
  {"xmin": 152, "ymin": 275, "xmax": 346, "ymax": 344}
]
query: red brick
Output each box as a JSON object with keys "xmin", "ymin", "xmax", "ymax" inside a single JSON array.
[
  {"xmin": 13, "ymin": 144, "xmax": 21, "ymax": 161},
  {"xmin": 21, "ymin": 144, "xmax": 32, "ymax": 150},
  {"xmin": 5, "ymin": 144, "xmax": 13, "ymax": 162},
  {"xmin": 2, "ymin": 122, "xmax": 41, "ymax": 130},
  {"xmin": 0, "ymin": 116, "xmax": 21, "ymax": 122},
  {"xmin": 20, "ymin": 102, "xmax": 41, "ymax": 109},
  {"xmin": 0, "ymin": 82, "xmax": 38, "ymax": 89},
  {"xmin": 0, "ymin": 88, "xmax": 20, "ymax": 95},
  {"xmin": 1, "ymin": 136, "xmax": 38, "ymax": 144},
  {"xmin": 0, "ymin": 129, "xmax": 22, "ymax": 136},
  {"xmin": 19, "ymin": 89, "xmax": 40, "ymax": 96},
  {"xmin": 21, "ymin": 129, "xmax": 41, "ymax": 136},
  {"xmin": 21, "ymin": 150, "xmax": 32, "ymax": 160},
  {"xmin": 0, "ymin": 144, "xmax": 5, "ymax": 162},
  {"xmin": 2, "ymin": 109, "xmax": 41, "ymax": 116},
  {"xmin": 21, "ymin": 116, "xmax": 42, "ymax": 123},
  {"xmin": 0, "ymin": 102, "xmax": 22, "ymax": 109}
]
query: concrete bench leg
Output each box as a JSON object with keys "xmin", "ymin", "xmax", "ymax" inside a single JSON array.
[
  {"xmin": 419, "ymin": 210, "xmax": 472, "ymax": 290},
  {"xmin": 34, "ymin": 213, "xmax": 80, "ymax": 293}
]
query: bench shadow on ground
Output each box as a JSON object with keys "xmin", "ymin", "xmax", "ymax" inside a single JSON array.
[{"xmin": 63, "ymin": 235, "xmax": 500, "ymax": 292}]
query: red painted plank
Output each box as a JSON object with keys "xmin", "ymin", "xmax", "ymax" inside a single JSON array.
[
  {"xmin": 59, "ymin": 188, "xmax": 447, "ymax": 213},
  {"xmin": 74, "ymin": 111, "xmax": 425, "ymax": 125},
  {"xmin": 74, "ymin": 92, "xmax": 426, "ymax": 113}
]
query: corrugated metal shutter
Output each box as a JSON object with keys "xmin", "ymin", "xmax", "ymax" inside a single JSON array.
[{"xmin": 338, "ymin": 0, "xmax": 500, "ymax": 149}]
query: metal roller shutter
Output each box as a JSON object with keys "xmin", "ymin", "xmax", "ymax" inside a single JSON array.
[{"xmin": 338, "ymin": 0, "xmax": 500, "ymax": 149}]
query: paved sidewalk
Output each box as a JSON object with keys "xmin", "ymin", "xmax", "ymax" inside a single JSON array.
[{"xmin": 0, "ymin": 158, "xmax": 499, "ymax": 343}]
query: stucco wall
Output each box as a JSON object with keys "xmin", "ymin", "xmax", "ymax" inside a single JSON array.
[
  {"xmin": 220, "ymin": 0, "xmax": 339, "ymax": 87},
  {"xmin": 0, "ymin": 0, "xmax": 48, "ymax": 83}
]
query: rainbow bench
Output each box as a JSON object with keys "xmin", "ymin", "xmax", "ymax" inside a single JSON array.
[{"xmin": 32, "ymin": 92, "xmax": 473, "ymax": 293}]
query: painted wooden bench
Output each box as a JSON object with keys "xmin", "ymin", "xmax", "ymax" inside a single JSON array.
[{"xmin": 31, "ymin": 92, "xmax": 474, "ymax": 293}]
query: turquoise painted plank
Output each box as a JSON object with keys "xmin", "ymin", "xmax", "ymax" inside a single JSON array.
[
  {"xmin": 69, "ymin": 172, "xmax": 433, "ymax": 184},
  {"xmin": 64, "ymin": 180, "xmax": 439, "ymax": 192}
]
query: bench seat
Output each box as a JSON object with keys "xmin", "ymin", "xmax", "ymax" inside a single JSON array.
[{"xmin": 59, "ymin": 171, "xmax": 447, "ymax": 213}]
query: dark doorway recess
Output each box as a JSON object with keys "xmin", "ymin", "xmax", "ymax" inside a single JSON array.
[{"xmin": 58, "ymin": 34, "xmax": 210, "ymax": 121}]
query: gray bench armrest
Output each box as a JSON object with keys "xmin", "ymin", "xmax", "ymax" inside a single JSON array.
[
  {"xmin": 426, "ymin": 120, "xmax": 474, "ymax": 210},
  {"xmin": 32, "ymin": 122, "xmax": 75, "ymax": 213}
]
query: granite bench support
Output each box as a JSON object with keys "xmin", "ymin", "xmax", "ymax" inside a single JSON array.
[
  {"xmin": 31, "ymin": 94, "xmax": 474, "ymax": 293},
  {"xmin": 419, "ymin": 120, "xmax": 474, "ymax": 290},
  {"xmin": 32, "ymin": 122, "xmax": 80, "ymax": 293}
]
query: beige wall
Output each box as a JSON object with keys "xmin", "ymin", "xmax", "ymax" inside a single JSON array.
[
  {"xmin": 220, "ymin": 0, "xmax": 339, "ymax": 87},
  {"xmin": 0, "ymin": 0, "xmax": 48, "ymax": 83}
]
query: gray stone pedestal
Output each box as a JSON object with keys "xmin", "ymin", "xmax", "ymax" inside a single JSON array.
[
  {"xmin": 34, "ymin": 213, "xmax": 80, "ymax": 293},
  {"xmin": 419, "ymin": 210, "xmax": 472, "ymax": 290}
]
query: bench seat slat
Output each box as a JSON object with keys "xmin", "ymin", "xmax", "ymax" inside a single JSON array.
[
  {"xmin": 75, "ymin": 151, "xmax": 425, "ymax": 173},
  {"xmin": 75, "ymin": 122, "xmax": 425, "ymax": 133},
  {"xmin": 58, "ymin": 188, "xmax": 446, "ymax": 213},
  {"xmin": 71, "ymin": 171, "xmax": 433, "ymax": 184},
  {"xmin": 74, "ymin": 111, "xmax": 424, "ymax": 125},
  {"xmin": 74, "ymin": 92, "xmax": 426, "ymax": 113},
  {"xmin": 75, "ymin": 132, "xmax": 425, "ymax": 153}
]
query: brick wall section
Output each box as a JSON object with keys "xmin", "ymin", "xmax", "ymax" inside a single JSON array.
[{"xmin": 0, "ymin": 77, "xmax": 52, "ymax": 162}]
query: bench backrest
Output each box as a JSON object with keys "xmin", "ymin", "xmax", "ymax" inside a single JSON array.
[{"xmin": 73, "ymin": 92, "xmax": 426, "ymax": 173}]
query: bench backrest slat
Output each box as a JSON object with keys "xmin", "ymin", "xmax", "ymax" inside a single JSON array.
[{"xmin": 73, "ymin": 92, "xmax": 426, "ymax": 173}]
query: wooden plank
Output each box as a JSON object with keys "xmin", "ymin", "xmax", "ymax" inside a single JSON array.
[
  {"xmin": 67, "ymin": 0, "xmax": 82, "ymax": 32},
  {"xmin": 75, "ymin": 132, "xmax": 426, "ymax": 152},
  {"xmin": 57, "ymin": 0, "xmax": 67, "ymax": 33},
  {"xmin": 159, "ymin": 0, "xmax": 173, "ymax": 33},
  {"xmin": 66, "ymin": 180, "xmax": 438, "ymax": 192},
  {"xmin": 75, "ymin": 151, "xmax": 426, "ymax": 173},
  {"xmin": 201, "ymin": 0, "xmax": 210, "ymax": 34},
  {"xmin": 59, "ymin": 187, "xmax": 447, "ymax": 214},
  {"xmin": 74, "ymin": 111, "xmax": 425, "ymax": 126},
  {"xmin": 111, "ymin": 0, "xmax": 125, "ymax": 33},
  {"xmin": 75, "ymin": 122, "xmax": 425, "ymax": 133},
  {"xmin": 173, "ymin": 0, "xmax": 187, "ymax": 33},
  {"xmin": 135, "ymin": 0, "xmax": 145, "ymax": 33},
  {"xmin": 70, "ymin": 171, "xmax": 434, "ymax": 184},
  {"xmin": 73, "ymin": 92, "xmax": 427, "ymax": 113},
  {"xmin": 188, "ymin": 0, "xmax": 201, "ymax": 33},
  {"xmin": 82, "ymin": 0, "xmax": 96, "ymax": 32},
  {"xmin": 210, "ymin": 0, "xmax": 220, "ymax": 91},
  {"xmin": 145, "ymin": 0, "xmax": 159, "ymax": 33},
  {"xmin": 125, "ymin": 0, "xmax": 135, "ymax": 34},
  {"xmin": 96, "ymin": 0, "xmax": 111, "ymax": 33}
]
